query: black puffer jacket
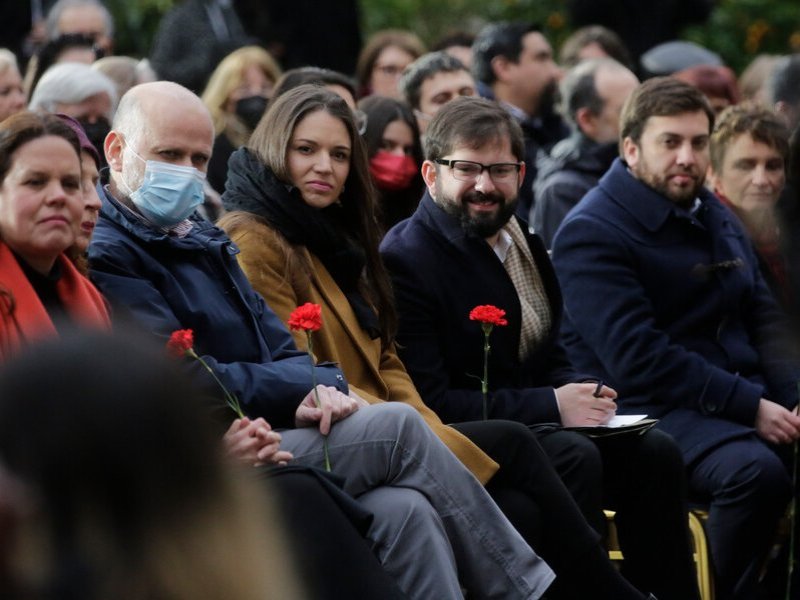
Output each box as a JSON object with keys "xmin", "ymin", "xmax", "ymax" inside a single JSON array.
[{"xmin": 531, "ymin": 133, "xmax": 618, "ymax": 249}]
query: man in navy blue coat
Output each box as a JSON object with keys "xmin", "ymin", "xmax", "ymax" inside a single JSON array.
[
  {"xmin": 552, "ymin": 77, "xmax": 800, "ymax": 600},
  {"xmin": 381, "ymin": 96, "xmax": 698, "ymax": 600}
]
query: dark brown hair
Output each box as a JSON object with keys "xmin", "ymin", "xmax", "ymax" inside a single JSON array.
[
  {"xmin": 271, "ymin": 67, "xmax": 356, "ymax": 105},
  {"xmin": 558, "ymin": 25, "xmax": 633, "ymax": 71},
  {"xmin": 620, "ymin": 77, "xmax": 715, "ymax": 151},
  {"xmin": 423, "ymin": 95, "xmax": 525, "ymax": 162},
  {"xmin": 0, "ymin": 110, "xmax": 81, "ymax": 185},
  {"xmin": 358, "ymin": 95, "xmax": 422, "ymax": 162}
]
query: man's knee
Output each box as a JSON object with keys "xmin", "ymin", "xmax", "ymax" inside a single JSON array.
[
  {"xmin": 540, "ymin": 429, "xmax": 603, "ymax": 480},
  {"xmin": 354, "ymin": 402, "xmax": 423, "ymax": 432},
  {"xmin": 359, "ymin": 486, "xmax": 447, "ymax": 557},
  {"xmin": 699, "ymin": 440, "xmax": 791, "ymax": 510},
  {"xmin": 635, "ymin": 428, "xmax": 685, "ymax": 477},
  {"xmin": 741, "ymin": 448, "xmax": 792, "ymax": 506},
  {"xmin": 353, "ymin": 403, "xmax": 434, "ymax": 449}
]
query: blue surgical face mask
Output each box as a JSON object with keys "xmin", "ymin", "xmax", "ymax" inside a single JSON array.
[{"xmin": 124, "ymin": 151, "xmax": 206, "ymax": 227}]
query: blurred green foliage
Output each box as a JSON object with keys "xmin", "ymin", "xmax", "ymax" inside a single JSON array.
[
  {"xmin": 361, "ymin": 0, "xmax": 572, "ymax": 49},
  {"xmin": 683, "ymin": 0, "xmax": 800, "ymax": 72},
  {"xmin": 109, "ymin": 0, "xmax": 799, "ymax": 74},
  {"xmin": 106, "ymin": 0, "xmax": 174, "ymax": 57}
]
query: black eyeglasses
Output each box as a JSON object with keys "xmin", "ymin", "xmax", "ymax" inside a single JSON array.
[{"xmin": 434, "ymin": 159, "xmax": 521, "ymax": 183}]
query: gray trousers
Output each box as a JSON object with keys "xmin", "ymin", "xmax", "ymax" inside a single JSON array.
[{"xmin": 281, "ymin": 403, "xmax": 555, "ymax": 599}]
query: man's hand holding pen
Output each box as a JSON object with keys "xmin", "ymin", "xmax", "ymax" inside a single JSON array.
[{"xmin": 555, "ymin": 380, "xmax": 618, "ymax": 427}]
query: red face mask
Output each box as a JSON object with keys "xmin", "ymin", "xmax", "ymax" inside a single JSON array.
[{"xmin": 369, "ymin": 151, "xmax": 418, "ymax": 191}]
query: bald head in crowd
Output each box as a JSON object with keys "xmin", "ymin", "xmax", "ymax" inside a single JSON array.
[{"xmin": 104, "ymin": 81, "xmax": 214, "ymax": 207}]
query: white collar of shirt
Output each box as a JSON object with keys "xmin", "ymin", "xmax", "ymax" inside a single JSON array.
[{"xmin": 491, "ymin": 228, "xmax": 513, "ymax": 262}]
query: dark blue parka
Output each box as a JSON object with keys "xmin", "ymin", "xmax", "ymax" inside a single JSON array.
[{"xmin": 88, "ymin": 190, "xmax": 348, "ymax": 429}]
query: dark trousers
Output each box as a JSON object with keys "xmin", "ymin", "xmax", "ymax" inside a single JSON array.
[
  {"xmin": 687, "ymin": 434, "xmax": 791, "ymax": 600},
  {"xmin": 536, "ymin": 427, "xmax": 700, "ymax": 600},
  {"xmin": 452, "ymin": 420, "xmax": 645, "ymax": 600}
]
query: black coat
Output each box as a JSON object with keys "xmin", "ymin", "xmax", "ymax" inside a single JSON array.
[
  {"xmin": 380, "ymin": 192, "xmax": 588, "ymax": 426},
  {"xmin": 531, "ymin": 133, "xmax": 617, "ymax": 249}
]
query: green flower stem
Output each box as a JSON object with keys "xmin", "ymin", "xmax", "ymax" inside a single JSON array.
[
  {"xmin": 481, "ymin": 324, "xmax": 492, "ymax": 421},
  {"xmin": 189, "ymin": 349, "xmax": 244, "ymax": 418},
  {"xmin": 307, "ymin": 333, "xmax": 332, "ymax": 472}
]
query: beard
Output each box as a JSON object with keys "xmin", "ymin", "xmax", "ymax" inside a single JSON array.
[
  {"xmin": 631, "ymin": 159, "xmax": 705, "ymax": 208},
  {"xmin": 435, "ymin": 182, "xmax": 518, "ymax": 238},
  {"xmin": 536, "ymin": 79, "xmax": 559, "ymax": 117}
]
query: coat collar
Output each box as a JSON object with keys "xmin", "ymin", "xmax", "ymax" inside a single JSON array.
[
  {"xmin": 98, "ymin": 186, "xmax": 236, "ymax": 253},
  {"xmin": 599, "ymin": 158, "xmax": 717, "ymax": 232},
  {"xmin": 417, "ymin": 191, "xmax": 473, "ymax": 246},
  {"xmin": 537, "ymin": 132, "xmax": 618, "ymax": 181}
]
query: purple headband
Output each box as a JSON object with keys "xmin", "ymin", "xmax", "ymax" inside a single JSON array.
[{"xmin": 56, "ymin": 113, "xmax": 101, "ymax": 168}]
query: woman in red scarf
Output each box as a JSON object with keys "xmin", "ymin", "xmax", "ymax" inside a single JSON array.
[{"xmin": 0, "ymin": 111, "xmax": 109, "ymax": 361}]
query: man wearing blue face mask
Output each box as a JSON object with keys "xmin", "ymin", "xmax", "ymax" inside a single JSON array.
[
  {"xmin": 86, "ymin": 80, "xmax": 557, "ymax": 600},
  {"xmin": 119, "ymin": 148, "xmax": 207, "ymax": 227}
]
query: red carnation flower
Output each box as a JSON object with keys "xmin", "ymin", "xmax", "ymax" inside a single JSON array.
[
  {"xmin": 469, "ymin": 305, "xmax": 507, "ymax": 420},
  {"xmin": 287, "ymin": 302, "xmax": 330, "ymax": 470},
  {"xmin": 166, "ymin": 328, "xmax": 243, "ymax": 418},
  {"xmin": 288, "ymin": 303, "xmax": 323, "ymax": 332},
  {"xmin": 469, "ymin": 305, "xmax": 508, "ymax": 327},
  {"xmin": 166, "ymin": 328, "xmax": 194, "ymax": 357}
]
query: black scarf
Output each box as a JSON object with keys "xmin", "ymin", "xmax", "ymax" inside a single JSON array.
[{"xmin": 222, "ymin": 148, "xmax": 380, "ymax": 338}]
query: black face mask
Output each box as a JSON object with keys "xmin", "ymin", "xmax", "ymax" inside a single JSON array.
[
  {"xmin": 77, "ymin": 117, "xmax": 110, "ymax": 165},
  {"xmin": 235, "ymin": 95, "xmax": 268, "ymax": 130}
]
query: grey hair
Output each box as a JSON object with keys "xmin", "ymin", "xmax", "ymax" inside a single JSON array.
[
  {"xmin": 92, "ymin": 56, "xmax": 157, "ymax": 101},
  {"xmin": 0, "ymin": 49, "xmax": 19, "ymax": 78},
  {"xmin": 29, "ymin": 62, "xmax": 117, "ymax": 115},
  {"xmin": 558, "ymin": 58, "xmax": 630, "ymax": 129},
  {"xmin": 45, "ymin": 0, "xmax": 114, "ymax": 41},
  {"xmin": 110, "ymin": 85, "xmax": 147, "ymax": 148}
]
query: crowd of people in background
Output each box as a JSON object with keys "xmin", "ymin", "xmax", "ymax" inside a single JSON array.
[{"xmin": 1, "ymin": 1, "xmax": 800, "ymax": 599}]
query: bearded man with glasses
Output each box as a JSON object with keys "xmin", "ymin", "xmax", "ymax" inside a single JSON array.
[{"xmin": 381, "ymin": 96, "xmax": 699, "ymax": 600}]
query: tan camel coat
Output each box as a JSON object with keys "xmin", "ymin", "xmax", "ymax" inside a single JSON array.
[{"xmin": 221, "ymin": 213, "xmax": 498, "ymax": 484}]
